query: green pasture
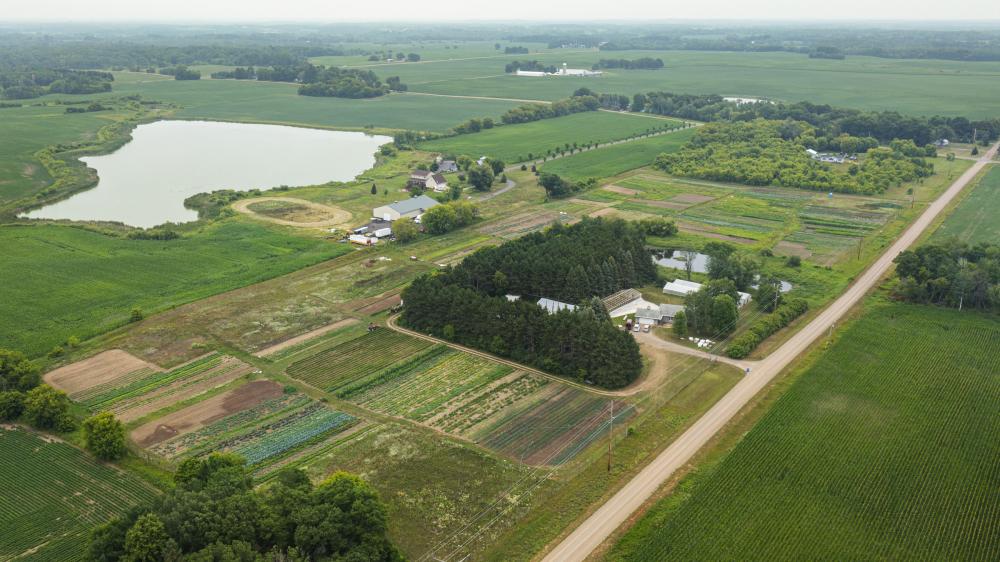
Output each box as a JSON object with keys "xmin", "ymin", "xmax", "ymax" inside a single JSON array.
[
  {"xmin": 0, "ymin": 104, "xmax": 133, "ymax": 206},
  {"xmin": 611, "ymin": 301, "xmax": 1000, "ymax": 561},
  {"xmin": 418, "ymin": 111, "xmax": 682, "ymax": 162},
  {"xmin": 0, "ymin": 220, "xmax": 352, "ymax": 358},
  {"xmin": 539, "ymin": 127, "xmax": 696, "ymax": 180},
  {"xmin": 933, "ymin": 164, "xmax": 1000, "ymax": 244}
]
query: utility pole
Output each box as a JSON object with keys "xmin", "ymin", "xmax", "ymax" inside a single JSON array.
[{"xmin": 607, "ymin": 400, "xmax": 614, "ymax": 472}]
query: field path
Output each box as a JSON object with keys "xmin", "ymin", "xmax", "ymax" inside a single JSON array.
[
  {"xmin": 541, "ymin": 141, "xmax": 1000, "ymax": 562},
  {"xmin": 634, "ymin": 331, "xmax": 755, "ymax": 370}
]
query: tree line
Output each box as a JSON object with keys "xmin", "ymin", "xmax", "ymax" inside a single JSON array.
[
  {"xmin": 504, "ymin": 60, "xmax": 557, "ymax": 74},
  {"xmin": 594, "ymin": 57, "xmax": 664, "ymax": 70},
  {"xmin": 0, "ymin": 69, "xmax": 113, "ymax": 99},
  {"xmin": 401, "ymin": 218, "xmax": 655, "ymax": 388},
  {"xmin": 631, "ymin": 91, "xmax": 1000, "ymax": 145},
  {"xmin": 654, "ymin": 119, "xmax": 934, "ymax": 194},
  {"xmin": 893, "ymin": 240, "xmax": 1000, "ymax": 310},
  {"xmin": 500, "ymin": 94, "xmax": 600, "ymax": 124},
  {"xmin": 86, "ymin": 454, "xmax": 401, "ymax": 561}
]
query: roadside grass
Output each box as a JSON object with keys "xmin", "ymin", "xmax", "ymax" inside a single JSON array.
[
  {"xmin": 539, "ymin": 128, "xmax": 696, "ymax": 180},
  {"xmin": 609, "ymin": 301, "xmax": 1000, "ymax": 561},
  {"xmin": 0, "ymin": 219, "xmax": 351, "ymax": 358},
  {"xmin": 418, "ymin": 111, "xmax": 682, "ymax": 163},
  {"xmin": 931, "ymin": 164, "xmax": 1000, "ymax": 244}
]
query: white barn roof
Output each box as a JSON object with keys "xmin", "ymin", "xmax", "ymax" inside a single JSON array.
[{"xmin": 537, "ymin": 297, "xmax": 577, "ymax": 314}]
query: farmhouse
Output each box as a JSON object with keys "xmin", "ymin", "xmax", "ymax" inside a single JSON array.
[
  {"xmin": 437, "ymin": 159, "xmax": 459, "ymax": 173},
  {"xmin": 635, "ymin": 304, "xmax": 686, "ymax": 326},
  {"xmin": 537, "ymin": 297, "xmax": 577, "ymax": 314},
  {"xmin": 663, "ymin": 279, "xmax": 752, "ymax": 308},
  {"xmin": 372, "ymin": 195, "xmax": 440, "ymax": 221},
  {"xmin": 408, "ymin": 170, "xmax": 449, "ymax": 192}
]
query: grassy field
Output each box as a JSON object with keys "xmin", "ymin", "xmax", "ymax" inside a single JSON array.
[
  {"xmin": 0, "ymin": 104, "xmax": 137, "ymax": 207},
  {"xmin": 610, "ymin": 301, "xmax": 1000, "ymax": 561},
  {"xmin": 50, "ymin": 76, "xmax": 523, "ymax": 133},
  {"xmin": 0, "ymin": 427, "xmax": 158, "ymax": 561},
  {"xmin": 0, "ymin": 221, "xmax": 351, "ymax": 357},
  {"xmin": 379, "ymin": 49, "xmax": 1000, "ymax": 118},
  {"xmin": 932, "ymin": 165, "xmax": 1000, "ymax": 244},
  {"xmin": 539, "ymin": 127, "xmax": 696, "ymax": 180},
  {"xmin": 418, "ymin": 112, "xmax": 682, "ymax": 162}
]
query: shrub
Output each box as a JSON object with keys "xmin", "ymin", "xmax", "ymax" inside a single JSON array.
[
  {"xmin": 727, "ymin": 298, "xmax": 808, "ymax": 358},
  {"xmin": 23, "ymin": 385, "xmax": 75, "ymax": 431},
  {"xmin": 0, "ymin": 390, "xmax": 25, "ymax": 421},
  {"xmin": 786, "ymin": 255, "xmax": 802, "ymax": 267},
  {"xmin": 83, "ymin": 412, "xmax": 127, "ymax": 460}
]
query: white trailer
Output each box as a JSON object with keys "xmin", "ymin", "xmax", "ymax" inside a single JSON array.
[{"xmin": 374, "ymin": 227, "xmax": 392, "ymax": 239}]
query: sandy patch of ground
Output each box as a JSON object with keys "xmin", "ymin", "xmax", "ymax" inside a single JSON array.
[
  {"xmin": 355, "ymin": 293, "xmax": 402, "ymax": 315},
  {"xmin": 232, "ymin": 196, "xmax": 352, "ymax": 228},
  {"xmin": 672, "ymin": 193, "xmax": 715, "ymax": 204},
  {"xmin": 44, "ymin": 350, "xmax": 161, "ymax": 395},
  {"xmin": 131, "ymin": 380, "xmax": 283, "ymax": 447},
  {"xmin": 255, "ymin": 318, "xmax": 358, "ymax": 358},
  {"xmin": 603, "ymin": 185, "xmax": 639, "ymax": 196},
  {"xmin": 774, "ymin": 240, "xmax": 813, "ymax": 258}
]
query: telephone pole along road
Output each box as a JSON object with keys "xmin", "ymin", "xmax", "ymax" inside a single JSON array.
[{"xmin": 542, "ymin": 142, "xmax": 999, "ymax": 562}]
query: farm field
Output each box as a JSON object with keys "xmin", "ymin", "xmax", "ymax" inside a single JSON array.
[
  {"xmin": 286, "ymin": 329, "xmax": 434, "ymax": 391},
  {"xmin": 610, "ymin": 301, "xmax": 1000, "ymax": 561},
  {"xmin": 0, "ymin": 427, "xmax": 158, "ymax": 561},
  {"xmin": 932, "ymin": 165, "xmax": 1000, "ymax": 244},
  {"xmin": 417, "ymin": 111, "xmax": 682, "ymax": 163},
  {"xmin": 0, "ymin": 221, "xmax": 352, "ymax": 358},
  {"xmin": 50, "ymin": 76, "xmax": 524, "ymax": 133},
  {"xmin": 385, "ymin": 49, "xmax": 1000, "ymax": 118},
  {"xmin": 0, "ymin": 104, "xmax": 137, "ymax": 208},
  {"xmin": 539, "ymin": 127, "xmax": 696, "ymax": 180}
]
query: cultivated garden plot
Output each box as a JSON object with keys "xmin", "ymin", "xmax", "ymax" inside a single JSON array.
[
  {"xmin": 0, "ymin": 427, "xmax": 158, "ymax": 561},
  {"xmin": 133, "ymin": 379, "xmax": 360, "ymax": 471},
  {"xmin": 48, "ymin": 351, "xmax": 256, "ymax": 422}
]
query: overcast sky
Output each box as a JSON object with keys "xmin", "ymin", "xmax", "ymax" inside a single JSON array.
[{"xmin": 3, "ymin": 0, "xmax": 999, "ymax": 23}]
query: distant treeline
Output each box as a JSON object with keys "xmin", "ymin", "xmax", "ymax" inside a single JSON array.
[
  {"xmin": 0, "ymin": 69, "xmax": 112, "ymax": 99},
  {"xmin": 401, "ymin": 218, "xmax": 654, "ymax": 388},
  {"xmin": 594, "ymin": 58, "xmax": 664, "ymax": 70},
  {"xmin": 504, "ymin": 46, "xmax": 529, "ymax": 54},
  {"xmin": 630, "ymin": 92, "xmax": 1000, "ymax": 145},
  {"xmin": 210, "ymin": 63, "xmax": 406, "ymax": 98},
  {"xmin": 893, "ymin": 241, "xmax": 1000, "ymax": 310},
  {"xmin": 500, "ymin": 94, "xmax": 599, "ymax": 124}
]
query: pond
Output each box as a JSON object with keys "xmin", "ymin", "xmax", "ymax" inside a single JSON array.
[{"xmin": 23, "ymin": 120, "xmax": 391, "ymax": 228}]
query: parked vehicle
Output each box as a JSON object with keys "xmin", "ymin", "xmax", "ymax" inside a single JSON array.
[
  {"xmin": 642, "ymin": 324, "xmax": 650, "ymax": 333},
  {"xmin": 374, "ymin": 227, "xmax": 392, "ymax": 238}
]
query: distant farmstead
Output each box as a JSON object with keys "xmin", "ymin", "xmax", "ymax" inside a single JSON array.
[
  {"xmin": 515, "ymin": 63, "xmax": 602, "ymax": 78},
  {"xmin": 372, "ymin": 195, "xmax": 439, "ymax": 221}
]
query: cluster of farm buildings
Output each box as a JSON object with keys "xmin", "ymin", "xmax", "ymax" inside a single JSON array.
[{"xmin": 514, "ymin": 63, "xmax": 602, "ymax": 77}]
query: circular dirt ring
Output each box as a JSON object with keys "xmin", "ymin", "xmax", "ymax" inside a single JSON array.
[{"xmin": 232, "ymin": 196, "xmax": 352, "ymax": 228}]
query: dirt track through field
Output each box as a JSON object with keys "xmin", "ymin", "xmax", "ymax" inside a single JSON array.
[
  {"xmin": 541, "ymin": 143, "xmax": 1000, "ymax": 562},
  {"xmin": 255, "ymin": 318, "xmax": 358, "ymax": 358},
  {"xmin": 232, "ymin": 197, "xmax": 352, "ymax": 228}
]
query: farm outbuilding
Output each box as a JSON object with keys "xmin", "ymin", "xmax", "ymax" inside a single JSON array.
[
  {"xmin": 372, "ymin": 195, "xmax": 440, "ymax": 221},
  {"xmin": 537, "ymin": 297, "xmax": 577, "ymax": 314},
  {"xmin": 635, "ymin": 304, "xmax": 685, "ymax": 326},
  {"xmin": 664, "ymin": 279, "xmax": 752, "ymax": 308}
]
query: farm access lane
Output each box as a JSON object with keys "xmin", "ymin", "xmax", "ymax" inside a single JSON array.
[{"xmin": 541, "ymin": 141, "xmax": 1000, "ymax": 562}]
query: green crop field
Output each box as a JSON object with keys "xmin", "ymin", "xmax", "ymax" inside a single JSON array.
[
  {"xmin": 611, "ymin": 301, "xmax": 1000, "ymax": 561},
  {"xmin": 0, "ymin": 427, "xmax": 158, "ymax": 561},
  {"xmin": 418, "ymin": 112, "xmax": 682, "ymax": 163},
  {"xmin": 378, "ymin": 50, "xmax": 1000, "ymax": 118},
  {"xmin": 0, "ymin": 221, "xmax": 352, "ymax": 357},
  {"xmin": 933, "ymin": 165, "xmax": 1000, "ymax": 244},
  {"xmin": 46, "ymin": 76, "xmax": 524, "ymax": 133},
  {"xmin": 539, "ymin": 128, "xmax": 695, "ymax": 180},
  {"xmin": 286, "ymin": 329, "xmax": 434, "ymax": 391}
]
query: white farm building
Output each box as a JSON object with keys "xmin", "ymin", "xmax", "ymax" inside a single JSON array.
[
  {"xmin": 663, "ymin": 279, "xmax": 753, "ymax": 308},
  {"xmin": 537, "ymin": 297, "xmax": 577, "ymax": 314},
  {"xmin": 372, "ymin": 195, "xmax": 439, "ymax": 221}
]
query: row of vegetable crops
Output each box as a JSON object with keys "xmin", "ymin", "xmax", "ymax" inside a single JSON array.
[
  {"xmin": 78, "ymin": 353, "xmax": 225, "ymax": 411},
  {"xmin": 286, "ymin": 329, "xmax": 433, "ymax": 391}
]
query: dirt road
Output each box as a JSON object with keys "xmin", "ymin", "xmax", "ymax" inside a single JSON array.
[{"xmin": 541, "ymin": 142, "xmax": 999, "ymax": 562}]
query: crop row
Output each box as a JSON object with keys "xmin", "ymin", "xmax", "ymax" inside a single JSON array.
[
  {"xmin": 286, "ymin": 329, "xmax": 432, "ymax": 391},
  {"xmin": 231, "ymin": 407, "xmax": 358, "ymax": 466},
  {"xmin": 354, "ymin": 353, "xmax": 513, "ymax": 422},
  {"xmin": 335, "ymin": 345, "xmax": 451, "ymax": 399},
  {"xmin": 110, "ymin": 357, "xmax": 253, "ymax": 419},
  {"xmin": 434, "ymin": 372, "xmax": 549, "ymax": 436},
  {"xmin": 80, "ymin": 353, "xmax": 224, "ymax": 410}
]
